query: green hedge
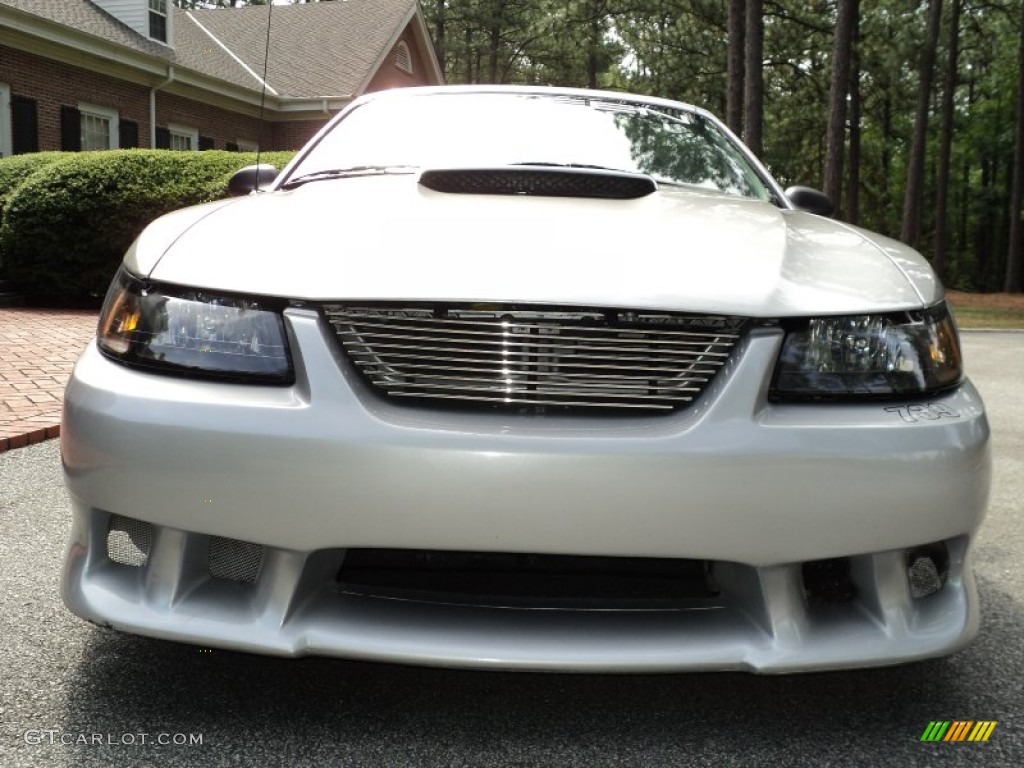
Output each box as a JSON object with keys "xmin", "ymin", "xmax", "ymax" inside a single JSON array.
[
  {"xmin": 0, "ymin": 152, "xmax": 67, "ymax": 233},
  {"xmin": 0, "ymin": 150, "xmax": 295, "ymax": 304},
  {"xmin": 0, "ymin": 151, "xmax": 67, "ymax": 201}
]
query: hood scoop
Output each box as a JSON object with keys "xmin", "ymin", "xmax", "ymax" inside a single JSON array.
[{"xmin": 418, "ymin": 166, "xmax": 657, "ymax": 200}]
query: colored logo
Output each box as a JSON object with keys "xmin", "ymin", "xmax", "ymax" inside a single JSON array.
[{"xmin": 921, "ymin": 721, "xmax": 997, "ymax": 742}]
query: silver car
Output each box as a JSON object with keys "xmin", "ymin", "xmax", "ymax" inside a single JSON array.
[{"xmin": 61, "ymin": 86, "xmax": 990, "ymax": 673}]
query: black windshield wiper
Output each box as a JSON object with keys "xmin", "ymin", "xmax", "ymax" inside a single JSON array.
[{"xmin": 281, "ymin": 165, "xmax": 417, "ymax": 190}]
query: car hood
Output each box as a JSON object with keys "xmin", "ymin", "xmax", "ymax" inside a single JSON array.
[{"xmin": 131, "ymin": 175, "xmax": 939, "ymax": 317}]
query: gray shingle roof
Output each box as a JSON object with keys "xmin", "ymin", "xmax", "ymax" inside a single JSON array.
[
  {"xmin": 0, "ymin": 0, "xmax": 421, "ymax": 99},
  {"xmin": 173, "ymin": 9, "xmax": 270, "ymax": 94},
  {"xmin": 185, "ymin": 0, "xmax": 418, "ymax": 99}
]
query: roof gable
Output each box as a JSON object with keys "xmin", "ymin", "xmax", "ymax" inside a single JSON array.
[
  {"xmin": 0, "ymin": 0, "xmax": 437, "ymax": 102},
  {"xmin": 183, "ymin": 0, "xmax": 420, "ymax": 99}
]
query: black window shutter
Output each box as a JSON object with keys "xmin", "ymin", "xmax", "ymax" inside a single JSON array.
[
  {"xmin": 155, "ymin": 127, "xmax": 171, "ymax": 149},
  {"xmin": 198, "ymin": 136, "xmax": 214, "ymax": 151},
  {"xmin": 60, "ymin": 106, "xmax": 82, "ymax": 151},
  {"xmin": 11, "ymin": 96, "xmax": 39, "ymax": 155},
  {"xmin": 226, "ymin": 142, "xmax": 240, "ymax": 152},
  {"xmin": 119, "ymin": 120, "xmax": 139, "ymax": 149}
]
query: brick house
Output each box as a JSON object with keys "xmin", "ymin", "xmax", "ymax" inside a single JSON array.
[{"xmin": 0, "ymin": 0, "xmax": 443, "ymax": 156}]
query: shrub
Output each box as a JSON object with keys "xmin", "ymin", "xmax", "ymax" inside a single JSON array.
[
  {"xmin": 0, "ymin": 150, "xmax": 295, "ymax": 304},
  {"xmin": 0, "ymin": 152, "xmax": 67, "ymax": 205},
  {"xmin": 0, "ymin": 153, "xmax": 68, "ymax": 262}
]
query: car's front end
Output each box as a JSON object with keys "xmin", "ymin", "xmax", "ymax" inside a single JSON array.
[{"xmin": 61, "ymin": 86, "xmax": 990, "ymax": 673}]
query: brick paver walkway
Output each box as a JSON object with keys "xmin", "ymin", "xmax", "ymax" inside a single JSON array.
[{"xmin": 0, "ymin": 309, "xmax": 99, "ymax": 452}]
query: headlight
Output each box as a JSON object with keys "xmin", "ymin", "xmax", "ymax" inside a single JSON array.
[
  {"xmin": 97, "ymin": 268, "xmax": 293, "ymax": 383},
  {"xmin": 770, "ymin": 302, "xmax": 962, "ymax": 400}
]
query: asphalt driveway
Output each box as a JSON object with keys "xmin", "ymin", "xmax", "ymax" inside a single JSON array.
[{"xmin": 1, "ymin": 332, "xmax": 1021, "ymax": 767}]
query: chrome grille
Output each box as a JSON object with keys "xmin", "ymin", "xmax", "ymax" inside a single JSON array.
[{"xmin": 325, "ymin": 305, "xmax": 745, "ymax": 413}]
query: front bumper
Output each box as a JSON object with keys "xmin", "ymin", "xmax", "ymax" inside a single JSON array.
[{"xmin": 61, "ymin": 309, "xmax": 991, "ymax": 672}]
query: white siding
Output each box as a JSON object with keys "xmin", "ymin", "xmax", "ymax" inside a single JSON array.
[{"xmin": 93, "ymin": 1, "xmax": 148, "ymax": 39}]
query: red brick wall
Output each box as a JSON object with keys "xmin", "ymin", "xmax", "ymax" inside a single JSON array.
[
  {"xmin": 0, "ymin": 47, "xmax": 150, "ymax": 150},
  {"xmin": 0, "ymin": 46, "xmax": 330, "ymax": 152},
  {"xmin": 270, "ymin": 119, "xmax": 329, "ymax": 151},
  {"xmin": 156, "ymin": 91, "xmax": 265, "ymax": 148}
]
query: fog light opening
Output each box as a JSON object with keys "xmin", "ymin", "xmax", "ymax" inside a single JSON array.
[
  {"xmin": 802, "ymin": 557, "xmax": 857, "ymax": 605},
  {"xmin": 906, "ymin": 543, "xmax": 949, "ymax": 599},
  {"xmin": 208, "ymin": 537, "xmax": 264, "ymax": 584},
  {"xmin": 106, "ymin": 514, "xmax": 152, "ymax": 567}
]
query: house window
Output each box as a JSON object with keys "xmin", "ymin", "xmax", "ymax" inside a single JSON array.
[
  {"xmin": 170, "ymin": 133, "xmax": 192, "ymax": 151},
  {"xmin": 149, "ymin": 0, "xmax": 168, "ymax": 43},
  {"xmin": 394, "ymin": 41, "xmax": 413, "ymax": 74},
  {"xmin": 168, "ymin": 124, "xmax": 198, "ymax": 151},
  {"xmin": 80, "ymin": 104, "xmax": 119, "ymax": 150},
  {"xmin": 0, "ymin": 84, "xmax": 11, "ymax": 158},
  {"xmin": 235, "ymin": 139, "xmax": 259, "ymax": 153}
]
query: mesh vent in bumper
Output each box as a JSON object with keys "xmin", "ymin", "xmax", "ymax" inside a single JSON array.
[
  {"xmin": 106, "ymin": 514, "xmax": 152, "ymax": 567},
  {"xmin": 209, "ymin": 537, "xmax": 264, "ymax": 584},
  {"xmin": 104, "ymin": 515, "xmax": 263, "ymax": 583},
  {"xmin": 325, "ymin": 304, "xmax": 746, "ymax": 413}
]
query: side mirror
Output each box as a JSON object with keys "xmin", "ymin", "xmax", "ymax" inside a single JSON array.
[
  {"xmin": 228, "ymin": 164, "xmax": 279, "ymax": 196},
  {"xmin": 784, "ymin": 186, "xmax": 835, "ymax": 217}
]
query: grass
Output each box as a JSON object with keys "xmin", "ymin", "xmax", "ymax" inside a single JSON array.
[{"xmin": 946, "ymin": 291, "xmax": 1024, "ymax": 330}]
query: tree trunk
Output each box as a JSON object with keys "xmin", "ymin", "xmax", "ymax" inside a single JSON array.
[
  {"xmin": 900, "ymin": 0, "xmax": 943, "ymax": 248},
  {"xmin": 743, "ymin": 0, "xmax": 764, "ymax": 157},
  {"xmin": 1005, "ymin": 0, "xmax": 1024, "ymax": 292},
  {"xmin": 587, "ymin": 1, "xmax": 601, "ymax": 90},
  {"xmin": 874, "ymin": 93, "xmax": 890, "ymax": 233},
  {"xmin": 824, "ymin": 0, "xmax": 857, "ymax": 214},
  {"xmin": 845, "ymin": 13, "xmax": 862, "ymax": 224},
  {"xmin": 726, "ymin": 0, "xmax": 745, "ymax": 136},
  {"xmin": 976, "ymin": 158, "xmax": 994, "ymax": 289},
  {"xmin": 933, "ymin": 0, "xmax": 961, "ymax": 283},
  {"xmin": 434, "ymin": 0, "xmax": 447, "ymax": 77},
  {"xmin": 488, "ymin": 2, "xmax": 504, "ymax": 84}
]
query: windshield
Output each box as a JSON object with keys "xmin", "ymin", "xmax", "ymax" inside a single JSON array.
[{"xmin": 285, "ymin": 92, "xmax": 775, "ymax": 201}]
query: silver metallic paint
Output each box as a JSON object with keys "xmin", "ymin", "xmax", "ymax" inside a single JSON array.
[
  {"xmin": 61, "ymin": 501, "xmax": 980, "ymax": 672},
  {"xmin": 136, "ymin": 182, "xmax": 930, "ymax": 317},
  {"xmin": 63, "ymin": 311, "xmax": 989, "ymax": 564}
]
